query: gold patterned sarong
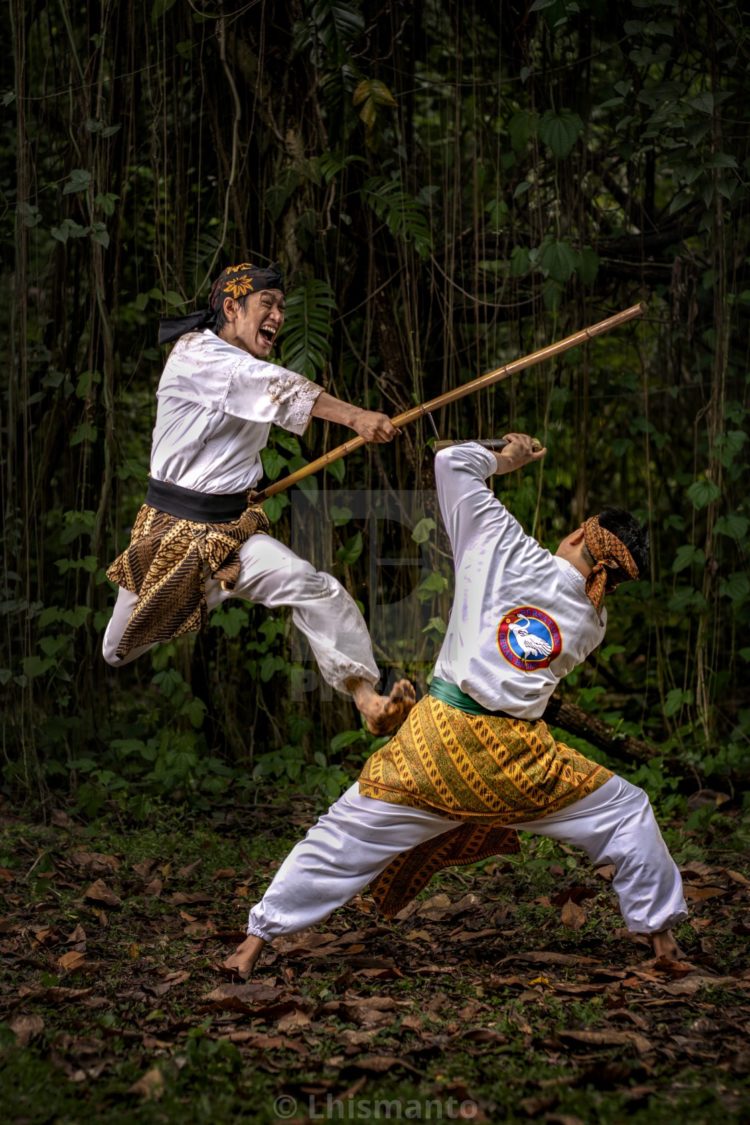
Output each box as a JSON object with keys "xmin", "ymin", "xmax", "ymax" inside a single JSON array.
[
  {"xmin": 106, "ymin": 503, "xmax": 269, "ymax": 659},
  {"xmin": 360, "ymin": 695, "xmax": 612, "ymax": 915}
]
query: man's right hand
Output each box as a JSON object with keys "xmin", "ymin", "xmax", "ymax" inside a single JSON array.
[
  {"xmin": 351, "ymin": 408, "xmax": 399, "ymax": 443},
  {"xmin": 493, "ymin": 432, "xmax": 547, "ymax": 474}
]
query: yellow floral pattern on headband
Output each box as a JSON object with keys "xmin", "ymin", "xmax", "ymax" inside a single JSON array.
[
  {"xmin": 219, "ymin": 263, "xmax": 258, "ymax": 300},
  {"xmin": 223, "ymin": 276, "xmax": 256, "ymax": 298}
]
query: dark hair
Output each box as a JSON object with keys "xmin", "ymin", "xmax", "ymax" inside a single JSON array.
[
  {"xmin": 598, "ymin": 508, "xmax": 650, "ymax": 582},
  {"xmin": 212, "ymin": 292, "xmax": 250, "ymax": 335}
]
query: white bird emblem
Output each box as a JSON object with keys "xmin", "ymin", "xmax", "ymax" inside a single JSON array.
[{"xmin": 507, "ymin": 614, "xmax": 553, "ymax": 659}]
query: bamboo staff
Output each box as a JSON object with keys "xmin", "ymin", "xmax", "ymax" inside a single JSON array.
[{"xmin": 253, "ymin": 302, "xmax": 645, "ymax": 503}]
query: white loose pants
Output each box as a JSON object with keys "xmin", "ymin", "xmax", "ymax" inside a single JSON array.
[
  {"xmin": 102, "ymin": 534, "xmax": 380, "ymax": 693},
  {"xmin": 247, "ymin": 776, "xmax": 687, "ymax": 939}
]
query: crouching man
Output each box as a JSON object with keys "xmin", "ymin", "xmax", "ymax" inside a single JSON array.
[{"xmin": 225, "ymin": 435, "xmax": 686, "ymax": 975}]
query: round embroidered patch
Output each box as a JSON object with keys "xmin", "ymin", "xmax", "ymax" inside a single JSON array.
[{"xmin": 497, "ymin": 606, "xmax": 562, "ymax": 672}]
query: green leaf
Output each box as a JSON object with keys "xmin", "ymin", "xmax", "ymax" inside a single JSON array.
[
  {"xmin": 22, "ymin": 655, "xmax": 54, "ymax": 679},
  {"xmin": 90, "ymin": 222, "xmax": 109, "ymax": 248},
  {"xmin": 70, "ymin": 422, "xmax": 97, "ymax": 446},
  {"xmin": 75, "ymin": 370, "xmax": 101, "ymax": 399},
  {"xmin": 411, "ymin": 517, "xmax": 436, "ymax": 544},
  {"xmin": 664, "ymin": 688, "xmax": 693, "ymax": 717},
  {"xmin": 686, "ymin": 478, "xmax": 721, "ymax": 509},
  {"xmin": 63, "ymin": 168, "xmax": 92, "ymax": 195},
  {"xmin": 325, "ymin": 457, "xmax": 345, "ymax": 484},
  {"xmin": 672, "ymin": 545, "xmax": 705, "ymax": 574},
  {"xmin": 50, "ymin": 219, "xmax": 89, "ymax": 243},
  {"xmin": 210, "ymin": 605, "xmax": 249, "ymax": 638},
  {"xmin": 330, "ymin": 729, "xmax": 366, "ymax": 753},
  {"xmin": 714, "ymin": 514, "xmax": 749, "ymax": 541},
  {"xmin": 510, "ymin": 246, "xmax": 531, "ymax": 276},
  {"xmin": 540, "ymin": 240, "xmax": 577, "ymax": 282},
  {"xmin": 538, "ymin": 110, "xmax": 583, "ymax": 158},
  {"xmin": 260, "ymin": 448, "xmax": 286, "ymax": 481},
  {"xmin": 329, "ymin": 504, "xmax": 352, "ymax": 527},
  {"xmin": 262, "ymin": 495, "xmax": 288, "ymax": 524},
  {"xmin": 720, "ymin": 572, "xmax": 750, "ymax": 604},
  {"xmin": 337, "ymin": 531, "xmax": 363, "ymax": 566}
]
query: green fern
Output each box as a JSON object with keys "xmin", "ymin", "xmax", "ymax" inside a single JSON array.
[
  {"xmin": 279, "ymin": 278, "xmax": 337, "ymax": 380},
  {"xmin": 361, "ymin": 176, "xmax": 433, "ymax": 259}
]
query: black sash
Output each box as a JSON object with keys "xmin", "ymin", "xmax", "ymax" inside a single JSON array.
[{"xmin": 145, "ymin": 478, "xmax": 250, "ymax": 522}]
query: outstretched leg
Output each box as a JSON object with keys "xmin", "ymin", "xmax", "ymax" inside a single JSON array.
[
  {"xmin": 210, "ymin": 535, "xmax": 415, "ymax": 734},
  {"xmin": 223, "ymin": 783, "xmax": 458, "ymax": 974},
  {"xmin": 516, "ymin": 773, "xmax": 687, "ymax": 941}
]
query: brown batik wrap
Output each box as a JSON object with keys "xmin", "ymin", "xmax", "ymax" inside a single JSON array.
[
  {"xmin": 582, "ymin": 515, "xmax": 640, "ymax": 619},
  {"xmin": 106, "ymin": 503, "xmax": 269, "ymax": 660},
  {"xmin": 360, "ymin": 695, "xmax": 612, "ymax": 916}
]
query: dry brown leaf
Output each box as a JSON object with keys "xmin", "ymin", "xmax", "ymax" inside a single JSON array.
[
  {"xmin": 57, "ymin": 950, "xmax": 87, "ymax": 973},
  {"xmin": 724, "ymin": 869, "xmax": 750, "ymax": 888},
  {"xmin": 83, "ymin": 879, "xmax": 121, "ymax": 908},
  {"xmin": 65, "ymin": 924, "xmax": 87, "ymax": 947},
  {"xmin": 168, "ymin": 891, "xmax": 212, "ymax": 905},
  {"xmin": 212, "ymin": 867, "xmax": 236, "ymax": 879},
  {"xmin": 70, "ymin": 851, "xmax": 120, "ymax": 876},
  {"xmin": 561, "ymin": 899, "xmax": 587, "ymax": 930},
  {"xmin": 128, "ymin": 1066, "xmax": 165, "ymax": 1100},
  {"xmin": 202, "ymin": 982, "xmax": 283, "ymax": 1011},
  {"xmin": 18, "ymin": 985, "xmax": 93, "ymax": 1003},
  {"xmin": 595, "ymin": 864, "xmax": 616, "ymax": 881},
  {"xmin": 225, "ymin": 1031, "xmax": 309, "ymax": 1054},
  {"xmin": 345, "ymin": 1053, "xmax": 421, "ymax": 1075},
  {"xmin": 143, "ymin": 876, "xmax": 163, "ymax": 897},
  {"xmin": 10, "ymin": 1014, "xmax": 44, "ymax": 1046},
  {"xmin": 661, "ymin": 974, "xmax": 744, "ymax": 996},
  {"xmin": 684, "ymin": 885, "xmax": 727, "ymax": 902},
  {"xmin": 177, "ymin": 859, "xmax": 202, "ymax": 878},
  {"xmin": 275, "ymin": 1008, "xmax": 312, "ymax": 1032},
  {"xmin": 558, "ymin": 1028, "xmax": 653, "ymax": 1056},
  {"xmin": 132, "ymin": 859, "xmax": 157, "ymax": 880},
  {"xmin": 184, "ymin": 920, "xmax": 216, "ymax": 939},
  {"xmin": 405, "ymin": 928, "xmax": 433, "ymax": 942}
]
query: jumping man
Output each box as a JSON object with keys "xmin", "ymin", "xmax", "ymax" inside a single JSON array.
[{"xmin": 103, "ymin": 262, "xmax": 415, "ymax": 735}]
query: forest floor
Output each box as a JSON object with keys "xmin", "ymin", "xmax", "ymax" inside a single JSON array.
[{"xmin": 1, "ymin": 790, "xmax": 749, "ymax": 1124}]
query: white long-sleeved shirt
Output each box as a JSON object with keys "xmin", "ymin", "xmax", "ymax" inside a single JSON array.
[
  {"xmin": 150, "ymin": 330, "xmax": 322, "ymax": 493},
  {"xmin": 432, "ymin": 443, "xmax": 606, "ymax": 718}
]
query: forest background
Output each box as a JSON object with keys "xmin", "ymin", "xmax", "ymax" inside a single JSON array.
[{"xmin": 2, "ymin": 0, "xmax": 749, "ymax": 819}]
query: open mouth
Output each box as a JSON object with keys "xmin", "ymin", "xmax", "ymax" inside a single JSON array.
[{"xmin": 259, "ymin": 325, "xmax": 277, "ymax": 343}]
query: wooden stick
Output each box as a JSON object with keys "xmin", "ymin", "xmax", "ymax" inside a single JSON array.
[{"xmin": 254, "ymin": 302, "xmax": 645, "ymax": 502}]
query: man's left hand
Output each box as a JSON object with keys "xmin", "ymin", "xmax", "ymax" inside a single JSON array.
[{"xmin": 493, "ymin": 432, "xmax": 547, "ymax": 474}]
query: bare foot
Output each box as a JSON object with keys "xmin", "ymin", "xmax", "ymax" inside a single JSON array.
[
  {"xmin": 347, "ymin": 678, "xmax": 416, "ymax": 736},
  {"xmin": 222, "ymin": 934, "xmax": 265, "ymax": 977},
  {"xmin": 651, "ymin": 928, "xmax": 683, "ymax": 960}
]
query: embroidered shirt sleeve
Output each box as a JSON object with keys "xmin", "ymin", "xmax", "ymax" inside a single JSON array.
[{"xmin": 222, "ymin": 352, "xmax": 322, "ymax": 434}]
